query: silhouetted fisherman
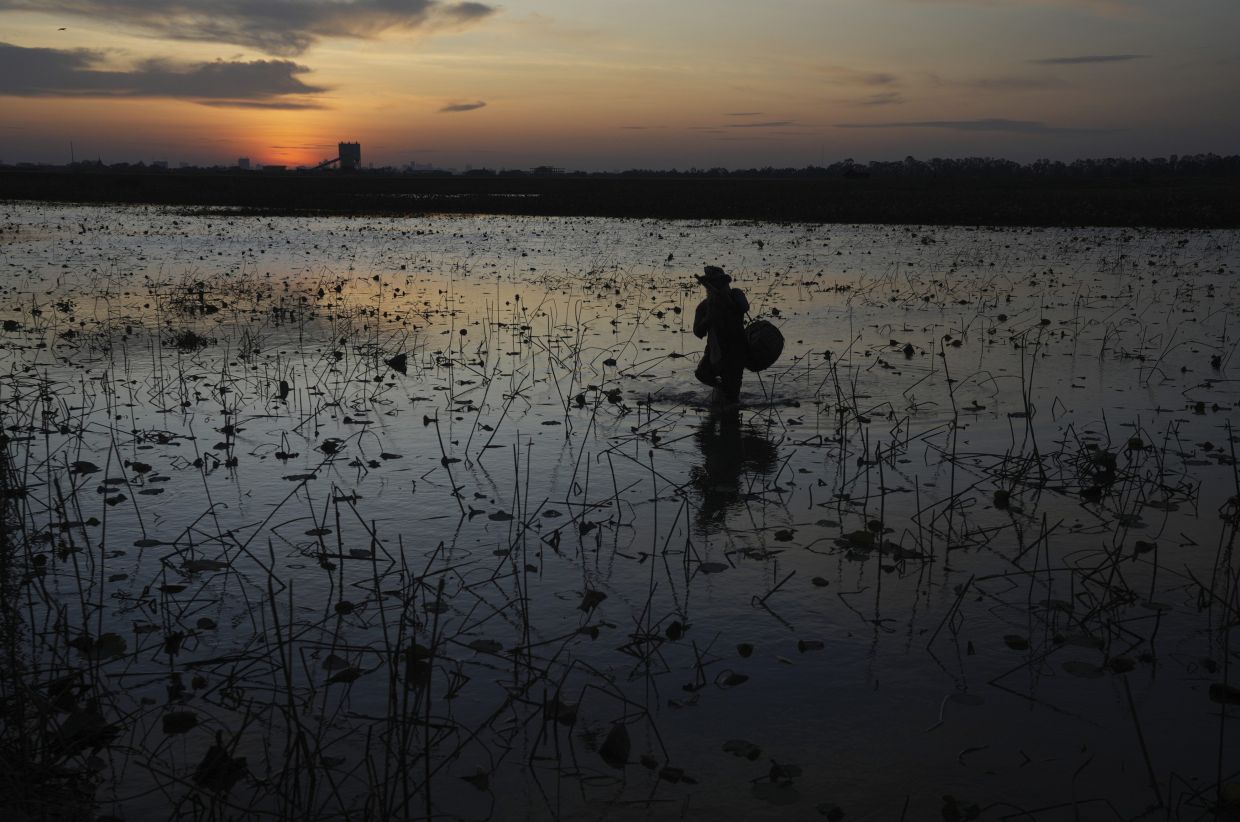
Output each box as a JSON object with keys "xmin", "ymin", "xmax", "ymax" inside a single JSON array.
[{"xmin": 693, "ymin": 265, "xmax": 749, "ymax": 404}]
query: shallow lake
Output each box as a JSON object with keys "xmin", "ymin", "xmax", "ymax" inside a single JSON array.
[{"xmin": 1, "ymin": 203, "xmax": 1238, "ymax": 821}]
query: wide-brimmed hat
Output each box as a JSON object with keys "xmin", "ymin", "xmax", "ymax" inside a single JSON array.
[{"xmin": 698, "ymin": 265, "xmax": 730, "ymax": 284}]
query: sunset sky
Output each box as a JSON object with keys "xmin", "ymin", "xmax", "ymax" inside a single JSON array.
[{"xmin": 1, "ymin": 0, "xmax": 1236, "ymax": 170}]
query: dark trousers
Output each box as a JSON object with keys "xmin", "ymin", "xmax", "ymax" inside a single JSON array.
[{"xmin": 695, "ymin": 357, "xmax": 743, "ymax": 402}]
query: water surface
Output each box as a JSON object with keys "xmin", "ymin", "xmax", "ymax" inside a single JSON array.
[{"xmin": 1, "ymin": 204, "xmax": 1238, "ymax": 820}]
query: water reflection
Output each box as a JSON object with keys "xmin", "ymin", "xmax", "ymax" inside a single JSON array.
[{"xmin": 689, "ymin": 409, "xmax": 779, "ymax": 532}]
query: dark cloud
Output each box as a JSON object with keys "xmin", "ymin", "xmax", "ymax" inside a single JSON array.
[
  {"xmin": 199, "ymin": 100, "xmax": 325, "ymax": 110},
  {"xmin": 1030, "ymin": 54, "xmax": 1148, "ymax": 65},
  {"xmin": 853, "ymin": 92, "xmax": 904, "ymax": 106},
  {"xmin": 0, "ymin": 42, "xmax": 326, "ymax": 107},
  {"xmin": 0, "ymin": 1, "xmax": 497, "ymax": 56},
  {"xmin": 727, "ymin": 120, "xmax": 796, "ymax": 128},
  {"xmin": 834, "ymin": 118, "xmax": 1108, "ymax": 134},
  {"xmin": 442, "ymin": 1, "xmax": 493, "ymax": 22},
  {"xmin": 861, "ymin": 72, "xmax": 899, "ymax": 86},
  {"xmin": 974, "ymin": 75, "xmax": 1070, "ymax": 91},
  {"xmin": 819, "ymin": 65, "xmax": 901, "ymax": 88},
  {"xmin": 438, "ymin": 100, "xmax": 486, "ymax": 112}
]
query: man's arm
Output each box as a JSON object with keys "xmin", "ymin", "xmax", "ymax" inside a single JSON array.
[{"xmin": 693, "ymin": 300, "xmax": 711, "ymax": 338}]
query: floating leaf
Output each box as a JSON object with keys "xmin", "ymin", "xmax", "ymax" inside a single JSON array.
[
  {"xmin": 162, "ymin": 711, "xmax": 198, "ymax": 735},
  {"xmin": 57, "ymin": 709, "xmax": 118, "ymax": 755},
  {"xmin": 658, "ymin": 766, "xmax": 687, "ymax": 783},
  {"xmin": 698, "ymin": 562, "xmax": 728, "ymax": 574},
  {"xmin": 461, "ymin": 769, "xmax": 489, "ymax": 791},
  {"xmin": 1106, "ymin": 656, "xmax": 1136, "ymax": 674},
  {"xmin": 385, "ymin": 353, "xmax": 408, "ymax": 374},
  {"xmin": 1058, "ymin": 631, "xmax": 1102, "ymax": 649},
  {"xmin": 1003, "ymin": 635, "xmax": 1029, "ymax": 651},
  {"xmin": 599, "ymin": 723, "xmax": 630, "ymax": 768},
  {"xmin": 579, "ymin": 590, "xmax": 607, "ymax": 612},
  {"xmin": 1209, "ymin": 683, "xmax": 1240, "ymax": 705},
  {"xmin": 468, "ymin": 639, "xmax": 503, "ymax": 654},
  {"xmin": 842, "ymin": 530, "xmax": 875, "ymax": 549},
  {"xmin": 94, "ymin": 633, "xmax": 127, "ymax": 660},
  {"xmin": 194, "ymin": 737, "xmax": 247, "ymax": 793},
  {"xmin": 327, "ymin": 667, "xmax": 363, "ymax": 685},
  {"xmin": 184, "ymin": 558, "xmax": 227, "ymax": 572},
  {"xmin": 723, "ymin": 739, "xmax": 762, "ymax": 760}
]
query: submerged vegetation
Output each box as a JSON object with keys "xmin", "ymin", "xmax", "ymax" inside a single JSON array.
[{"xmin": 0, "ymin": 204, "xmax": 1238, "ymax": 820}]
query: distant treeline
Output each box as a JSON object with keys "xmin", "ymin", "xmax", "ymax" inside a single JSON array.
[
  {"xmin": 2, "ymin": 155, "xmax": 1237, "ymax": 227},
  {"xmin": 606, "ymin": 154, "xmax": 1240, "ymax": 180},
  {"xmin": 5, "ymin": 153, "xmax": 1239, "ymax": 180}
]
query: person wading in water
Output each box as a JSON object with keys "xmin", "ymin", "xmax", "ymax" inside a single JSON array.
[{"xmin": 693, "ymin": 265, "xmax": 749, "ymax": 404}]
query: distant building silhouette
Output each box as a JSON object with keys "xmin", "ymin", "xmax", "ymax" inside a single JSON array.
[
  {"xmin": 339, "ymin": 142, "xmax": 361, "ymax": 171},
  {"xmin": 238, "ymin": 157, "xmax": 251, "ymax": 170}
]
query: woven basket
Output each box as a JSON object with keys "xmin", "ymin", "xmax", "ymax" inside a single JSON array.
[{"xmin": 744, "ymin": 320, "xmax": 784, "ymax": 372}]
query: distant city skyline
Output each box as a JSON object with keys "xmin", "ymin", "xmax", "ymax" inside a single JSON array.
[{"xmin": 1, "ymin": 1, "xmax": 1236, "ymax": 170}]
